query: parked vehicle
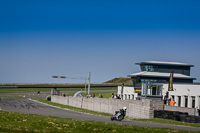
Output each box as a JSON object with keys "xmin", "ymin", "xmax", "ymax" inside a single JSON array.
[{"xmin": 111, "ymin": 107, "xmax": 126, "ymax": 121}]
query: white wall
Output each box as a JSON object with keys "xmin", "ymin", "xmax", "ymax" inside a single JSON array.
[
  {"xmin": 118, "ymin": 86, "xmax": 138, "ymax": 100},
  {"xmin": 118, "ymin": 84, "xmax": 200, "ymax": 109},
  {"xmin": 162, "ymin": 84, "xmax": 200, "ymax": 109},
  {"xmin": 163, "ymin": 84, "xmax": 200, "ymax": 96},
  {"xmin": 117, "ymin": 84, "xmax": 200, "ymax": 110}
]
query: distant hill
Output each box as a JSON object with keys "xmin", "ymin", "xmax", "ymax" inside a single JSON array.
[{"xmin": 103, "ymin": 78, "xmax": 133, "ymax": 85}]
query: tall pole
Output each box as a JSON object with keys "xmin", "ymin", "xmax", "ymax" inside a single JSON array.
[
  {"xmin": 88, "ymin": 72, "xmax": 91, "ymax": 95},
  {"xmin": 85, "ymin": 78, "xmax": 86, "ymax": 94}
]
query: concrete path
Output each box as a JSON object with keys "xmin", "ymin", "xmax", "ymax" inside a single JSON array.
[{"xmin": 0, "ymin": 98, "xmax": 200, "ymax": 132}]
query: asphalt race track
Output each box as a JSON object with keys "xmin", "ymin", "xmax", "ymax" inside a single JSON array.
[{"xmin": 1, "ymin": 97, "xmax": 200, "ymax": 131}]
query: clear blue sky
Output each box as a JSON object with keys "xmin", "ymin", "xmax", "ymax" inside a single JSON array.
[{"xmin": 0, "ymin": 0, "xmax": 200, "ymax": 84}]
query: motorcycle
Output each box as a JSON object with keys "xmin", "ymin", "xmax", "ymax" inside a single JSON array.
[{"xmin": 111, "ymin": 109, "xmax": 126, "ymax": 121}]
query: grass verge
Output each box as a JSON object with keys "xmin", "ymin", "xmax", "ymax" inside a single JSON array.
[
  {"xmin": 0, "ymin": 110, "xmax": 190, "ymax": 133},
  {"xmin": 131, "ymin": 118, "xmax": 200, "ymax": 128}
]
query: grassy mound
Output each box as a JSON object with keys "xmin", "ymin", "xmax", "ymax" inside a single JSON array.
[{"xmin": 103, "ymin": 78, "xmax": 133, "ymax": 85}]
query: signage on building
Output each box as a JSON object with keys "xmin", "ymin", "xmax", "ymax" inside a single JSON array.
[{"xmin": 168, "ymin": 71, "xmax": 174, "ymax": 91}]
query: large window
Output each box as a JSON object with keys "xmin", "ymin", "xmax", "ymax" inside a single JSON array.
[
  {"xmin": 192, "ymin": 96, "xmax": 195, "ymax": 108},
  {"xmin": 140, "ymin": 65, "xmax": 145, "ymax": 71},
  {"xmin": 133, "ymin": 78, "xmax": 141, "ymax": 88},
  {"xmin": 140, "ymin": 65, "xmax": 158, "ymax": 72},
  {"xmin": 185, "ymin": 96, "xmax": 188, "ymax": 107},
  {"xmin": 178, "ymin": 96, "xmax": 181, "ymax": 107}
]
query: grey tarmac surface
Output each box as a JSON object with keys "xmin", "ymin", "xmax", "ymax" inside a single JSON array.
[{"xmin": 0, "ymin": 98, "xmax": 200, "ymax": 131}]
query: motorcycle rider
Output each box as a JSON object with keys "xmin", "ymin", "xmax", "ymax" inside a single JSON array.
[{"xmin": 116, "ymin": 107, "xmax": 127, "ymax": 120}]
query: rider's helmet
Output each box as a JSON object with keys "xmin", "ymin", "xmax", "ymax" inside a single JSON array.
[{"xmin": 123, "ymin": 107, "xmax": 127, "ymax": 111}]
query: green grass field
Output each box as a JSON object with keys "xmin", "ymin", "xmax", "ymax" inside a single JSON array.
[
  {"xmin": 0, "ymin": 86, "xmax": 117, "ymax": 94},
  {"xmin": 0, "ymin": 110, "xmax": 190, "ymax": 133}
]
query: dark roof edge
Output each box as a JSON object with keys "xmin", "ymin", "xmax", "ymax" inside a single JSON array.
[
  {"xmin": 135, "ymin": 62, "xmax": 194, "ymax": 67},
  {"xmin": 128, "ymin": 74, "xmax": 196, "ymax": 80}
]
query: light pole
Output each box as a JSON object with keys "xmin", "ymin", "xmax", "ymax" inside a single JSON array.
[
  {"xmin": 88, "ymin": 72, "xmax": 91, "ymax": 95},
  {"xmin": 52, "ymin": 72, "xmax": 91, "ymax": 95}
]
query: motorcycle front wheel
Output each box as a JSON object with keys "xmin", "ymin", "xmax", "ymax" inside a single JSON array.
[{"xmin": 111, "ymin": 116, "xmax": 114, "ymax": 121}]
